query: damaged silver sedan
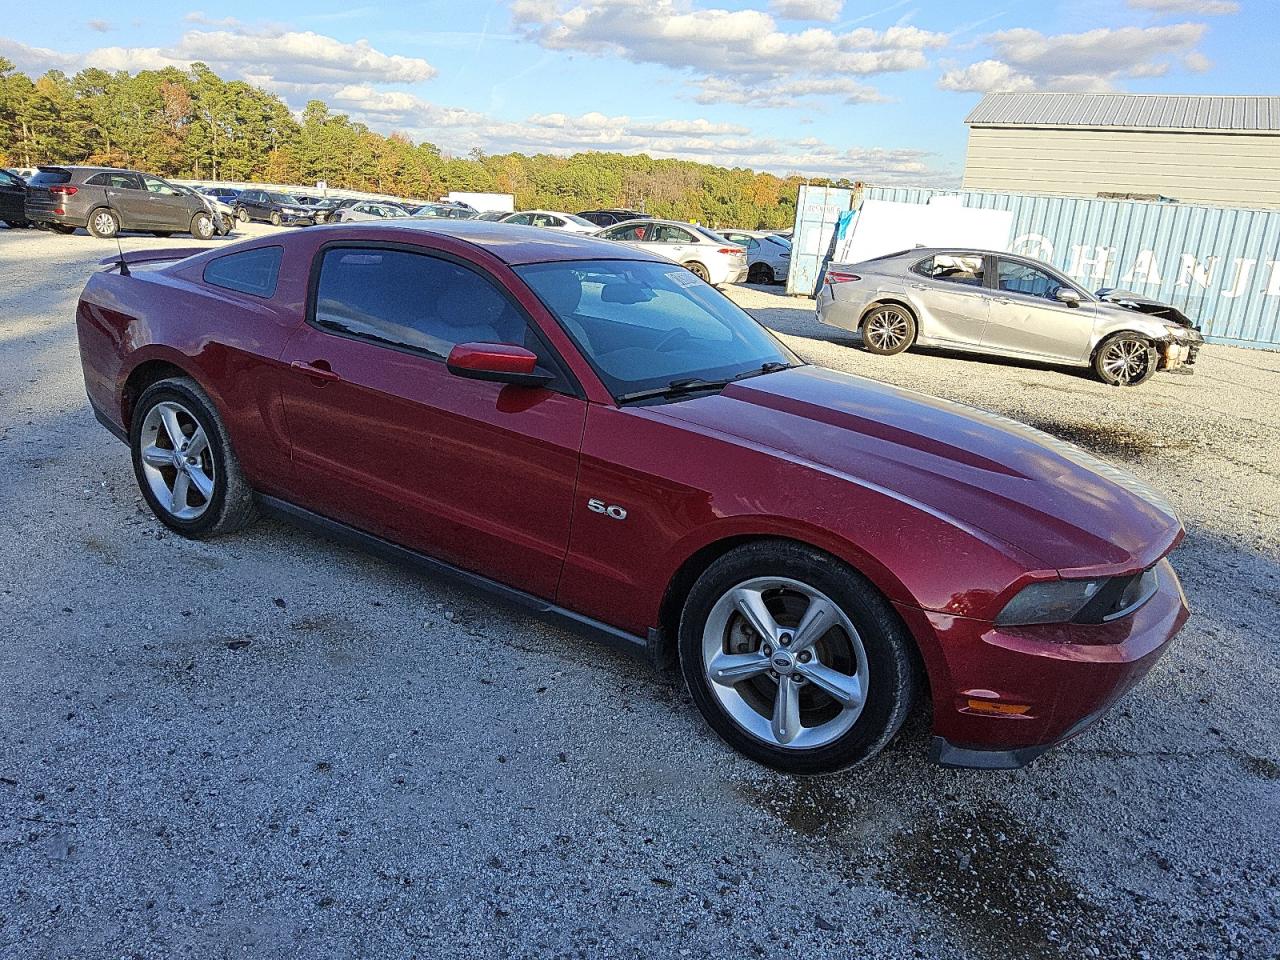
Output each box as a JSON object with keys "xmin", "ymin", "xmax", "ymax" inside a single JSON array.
[{"xmin": 816, "ymin": 248, "xmax": 1203, "ymax": 386}]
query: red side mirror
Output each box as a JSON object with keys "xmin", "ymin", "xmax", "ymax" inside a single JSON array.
[{"xmin": 446, "ymin": 342, "xmax": 553, "ymax": 388}]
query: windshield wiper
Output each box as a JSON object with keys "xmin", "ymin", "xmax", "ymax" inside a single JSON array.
[{"xmin": 615, "ymin": 362, "xmax": 796, "ymax": 405}]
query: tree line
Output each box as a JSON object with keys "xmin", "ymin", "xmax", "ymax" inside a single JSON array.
[{"xmin": 0, "ymin": 59, "xmax": 849, "ymax": 228}]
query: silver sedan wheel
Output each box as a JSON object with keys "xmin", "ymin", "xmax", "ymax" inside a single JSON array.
[
  {"xmin": 701, "ymin": 577, "xmax": 869, "ymax": 750},
  {"xmin": 91, "ymin": 211, "xmax": 118, "ymax": 237},
  {"xmin": 138, "ymin": 401, "xmax": 215, "ymax": 521},
  {"xmin": 865, "ymin": 309, "xmax": 911, "ymax": 352},
  {"xmin": 1101, "ymin": 338, "xmax": 1151, "ymax": 384}
]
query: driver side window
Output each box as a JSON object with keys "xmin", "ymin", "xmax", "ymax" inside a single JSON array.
[
  {"xmin": 312, "ymin": 248, "xmax": 532, "ymax": 361},
  {"xmin": 143, "ymin": 176, "xmax": 180, "ymax": 196}
]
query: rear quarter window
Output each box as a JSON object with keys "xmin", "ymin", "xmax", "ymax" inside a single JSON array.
[
  {"xmin": 202, "ymin": 246, "xmax": 284, "ymax": 298},
  {"xmin": 28, "ymin": 169, "xmax": 72, "ymax": 186}
]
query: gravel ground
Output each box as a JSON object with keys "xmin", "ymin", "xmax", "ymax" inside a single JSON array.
[{"xmin": 1, "ymin": 222, "xmax": 1277, "ymax": 960}]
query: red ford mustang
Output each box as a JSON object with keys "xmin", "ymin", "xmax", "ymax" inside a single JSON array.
[{"xmin": 75, "ymin": 222, "xmax": 1190, "ymax": 773}]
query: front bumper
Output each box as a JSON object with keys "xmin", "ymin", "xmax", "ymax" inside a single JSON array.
[
  {"xmin": 1159, "ymin": 330, "xmax": 1203, "ymax": 372},
  {"xmin": 896, "ymin": 558, "xmax": 1189, "ymax": 769}
]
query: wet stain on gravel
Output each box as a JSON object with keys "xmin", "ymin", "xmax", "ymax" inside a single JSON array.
[
  {"xmin": 1019, "ymin": 417, "xmax": 1193, "ymax": 462},
  {"xmin": 1240, "ymin": 755, "xmax": 1280, "ymax": 780},
  {"xmin": 883, "ymin": 804, "xmax": 1107, "ymax": 960}
]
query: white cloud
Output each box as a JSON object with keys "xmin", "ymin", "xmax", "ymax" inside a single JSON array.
[
  {"xmin": 937, "ymin": 60, "xmax": 1035, "ymax": 94},
  {"xmin": 1127, "ymin": 0, "xmax": 1239, "ymax": 14},
  {"xmin": 326, "ymin": 83, "xmax": 953, "ymax": 185},
  {"xmin": 511, "ymin": 0, "xmax": 946, "ymax": 107},
  {"xmin": 86, "ymin": 20, "xmax": 113, "ymax": 33},
  {"xmin": 695, "ymin": 75, "xmax": 886, "ymax": 107},
  {"xmin": 769, "ymin": 0, "xmax": 843, "ymax": 22},
  {"xmin": 0, "ymin": 27, "xmax": 434, "ymax": 89},
  {"xmin": 938, "ymin": 22, "xmax": 1208, "ymax": 92}
]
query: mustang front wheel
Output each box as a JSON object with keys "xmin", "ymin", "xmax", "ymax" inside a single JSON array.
[
  {"xmin": 131, "ymin": 378, "xmax": 257, "ymax": 538},
  {"xmin": 678, "ymin": 541, "xmax": 917, "ymax": 774}
]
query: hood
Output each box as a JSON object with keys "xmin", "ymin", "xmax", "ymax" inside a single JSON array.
[
  {"xmin": 657, "ymin": 366, "xmax": 1181, "ymax": 574},
  {"xmin": 1095, "ymin": 288, "xmax": 1197, "ymax": 330}
]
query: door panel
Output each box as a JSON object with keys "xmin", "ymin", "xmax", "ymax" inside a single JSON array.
[
  {"xmin": 278, "ymin": 329, "xmax": 586, "ymax": 598},
  {"xmin": 909, "ymin": 254, "xmax": 990, "ymax": 345},
  {"xmin": 982, "ymin": 259, "xmax": 1095, "ymax": 362}
]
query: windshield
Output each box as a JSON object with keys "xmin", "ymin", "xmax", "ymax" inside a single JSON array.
[
  {"xmin": 564, "ymin": 213, "xmax": 597, "ymax": 227},
  {"xmin": 516, "ymin": 259, "xmax": 796, "ymax": 401},
  {"xmin": 268, "ymin": 193, "xmax": 299, "ymax": 204},
  {"xmin": 765, "ymin": 235, "xmax": 790, "ymax": 249}
]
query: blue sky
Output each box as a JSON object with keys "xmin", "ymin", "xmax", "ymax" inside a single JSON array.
[{"xmin": 0, "ymin": 1, "xmax": 1272, "ymax": 185}]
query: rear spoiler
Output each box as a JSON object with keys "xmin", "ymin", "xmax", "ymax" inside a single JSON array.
[{"xmin": 97, "ymin": 247, "xmax": 208, "ymax": 270}]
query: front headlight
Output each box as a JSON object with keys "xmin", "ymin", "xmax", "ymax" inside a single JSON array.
[
  {"xmin": 996, "ymin": 578, "xmax": 1104, "ymax": 625},
  {"xmin": 997, "ymin": 567, "xmax": 1161, "ymax": 626}
]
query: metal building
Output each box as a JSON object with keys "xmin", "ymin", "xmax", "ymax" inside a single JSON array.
[{"xmin": 963, "ymin": 93, "xmax": 1280, "ymax": 209}]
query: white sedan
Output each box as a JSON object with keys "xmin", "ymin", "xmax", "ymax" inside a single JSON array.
[
  {"xmin": 497, "ymin": 210, "xmax": 600, "ymax": 234},
  {"xmin": 595, "ymin": 218, "xmax": 748, "ymax": 287},
  {"xmin": 333, "ymin": 201, "xmax": 410, "ymax": 223}
]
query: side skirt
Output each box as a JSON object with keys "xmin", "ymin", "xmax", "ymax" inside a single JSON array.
[{"xmin": 256, "ymin": 494, "xmax": 655, "ymax": 663}]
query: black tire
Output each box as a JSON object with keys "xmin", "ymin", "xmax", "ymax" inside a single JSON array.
[
  {"xmin": 748, "ymin": 263, "xmax": 774, "ymax": 284},
  {"xmin": 270, "ymin": 211, "xmax": 282, "ymax": 227},
  {"xmin": 686, "ymin": 261, "xmax": 711, "ymax": 283},
  {"xmin": 1093, "ymin": 332, "xmax": 1158, "ymax": 386},
  {"xmin": 236, "ymin": 207, "xmax": 249, "ymax": 223},
  {"xmin": 678, "ymin": 540, "xmax": 917, "ymax": 775},
  {"xmin": 191, "ymin": 212, "xmax": 214, "ymax": 240},
  {"xmin": 861, "ymin": 304, "xmax": 916, "ymax": 356},
  {"xmin": 130, "ymin": 377, "xmax": 258, "ymax": 539},
  {"xmin": 87, "ymin": 208, "xmax": 120, "ymax": 239},
  {"xmin": 4, "ymin": 219, "xmax": 30, "ymax": 229},
  {"xmin": 150, "ymin": 231, "xmax": 173, "ymax": 238}
]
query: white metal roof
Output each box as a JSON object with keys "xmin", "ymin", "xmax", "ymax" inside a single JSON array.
[{"xmin": 965, "ymin": 92, "xmax": 1280, "ymax": 133}]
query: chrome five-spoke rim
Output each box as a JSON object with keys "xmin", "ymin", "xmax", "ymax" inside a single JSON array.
[
  {"xmin": 702, "ymin": 577, "xmax": 869, "ymax": 750},
  {"xmin": 1102, "ymin": 338, "xmax": 1150, "ymax": 384},
  {"xmin": 139, "ymin": 401, "xmax": 215, "ymax": 520},
  {"xmin": 866, "ymin": 310, "xmax": 910, "ymax": 351}
]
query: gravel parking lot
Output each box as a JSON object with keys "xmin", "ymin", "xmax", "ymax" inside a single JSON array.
[{"xmin": 1, "ymin": 222, "xmax": 1277, "ymax": 960}]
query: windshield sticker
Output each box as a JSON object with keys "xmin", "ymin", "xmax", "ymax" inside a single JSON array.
[{"xmin": 667, "ymin": 269, "xmax": 702, "ymax": 288}]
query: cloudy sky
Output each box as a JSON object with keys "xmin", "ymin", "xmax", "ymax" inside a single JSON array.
[{"xmin": 0, "ymin": 0, "xmax": 1269, "ymax": 185}]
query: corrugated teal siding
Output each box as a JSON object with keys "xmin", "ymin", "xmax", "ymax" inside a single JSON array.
[{"xmin": 864, "ymin": 187, "xmax": 1280, "ymax": 350}]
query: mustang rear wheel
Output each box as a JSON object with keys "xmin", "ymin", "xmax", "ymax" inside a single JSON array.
[
  {"xmin": 131, "ymin": 378, "xmax": 257, "ymax": 539},
  {"xmin": 861, "ymin": 304, "xmax": 915, "ymax": 355},
  {"xmin": 1094, "ymin": 333, "xmax": 1157, "ymax": 386},
  {"xmin": 678, "ymin": 541, "xmax": 917, "ymax": 774}
]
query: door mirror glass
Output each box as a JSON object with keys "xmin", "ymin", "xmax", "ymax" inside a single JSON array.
[
  {"xmin": 1054, "ymin": 286, "xmax": 1082, "ymax": 306},
  {"xmin": 446, "ymin": 342, "xmax": 552, "ymax": 387}
]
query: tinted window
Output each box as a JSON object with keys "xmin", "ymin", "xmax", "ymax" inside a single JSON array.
[
  {"xmin": 143, "ymin": 176, "xmax": 182, "ymax": 196},
  {"xmin": 203, "ymin": 246, "xmax": 283, "ymax": 298},
  {"xmin": 517, "ymin": 259, "xmax": 794, "ymax": 399},
  {"xmin": 652, "ymin": 225, "xmax": 695, "ymax": 244},
  {"xmin": 604, "ymin": 222, "xmax": 649, "ymax": 242},
  {"xmin": 0, "ymin": 170, "xmax": 19, "ymax": 186},
  {"xmin": 268, "ymin": 193, "xmax": 299, "ymax": 204},
  {"xmin": 28, "ymin": 169, "xmax": 72, "ymax": 186},
  {"xmin": 998, "ymin": 259, "xmax": 1062, "ymax": 300},
  {"xmin": 313, "ymin": 248, "xmax": 530, "ymax": 360},
  {"xmin": 87, "ymin": 172, "xmax": 140, "ymax": 189},
  {"xmin": 916, "ymin": 254, "xmax": 984, "ymax": 286}
]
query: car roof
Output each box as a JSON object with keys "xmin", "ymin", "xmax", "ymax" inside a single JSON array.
[{"xmin": 318, "ymin": 219, "xmax": 672, "ymax": 266}]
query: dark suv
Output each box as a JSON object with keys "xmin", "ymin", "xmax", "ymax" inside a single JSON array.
[
  {"xmin": 233, "ymin": 190, "xmax": 315, "ymax": 226},
  {"xmin": 576, "ymin": 208, "xmax": 645, "ymax": 227},
  {"xmin": 24, "ymin": 166, "xmax": 217, "ymax": 239}
]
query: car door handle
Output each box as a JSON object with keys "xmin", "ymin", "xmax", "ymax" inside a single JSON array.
[
  {"xmin": 992, "ymin": 297, "xmax": 1012, "ymax": 304},
  {"xmin": 290, "ymin": 360, "xmax": 341, "ymax": 383},
  {"xmin": 910, "ymin": 283, "xmax": 928, "ymax": 290}
]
